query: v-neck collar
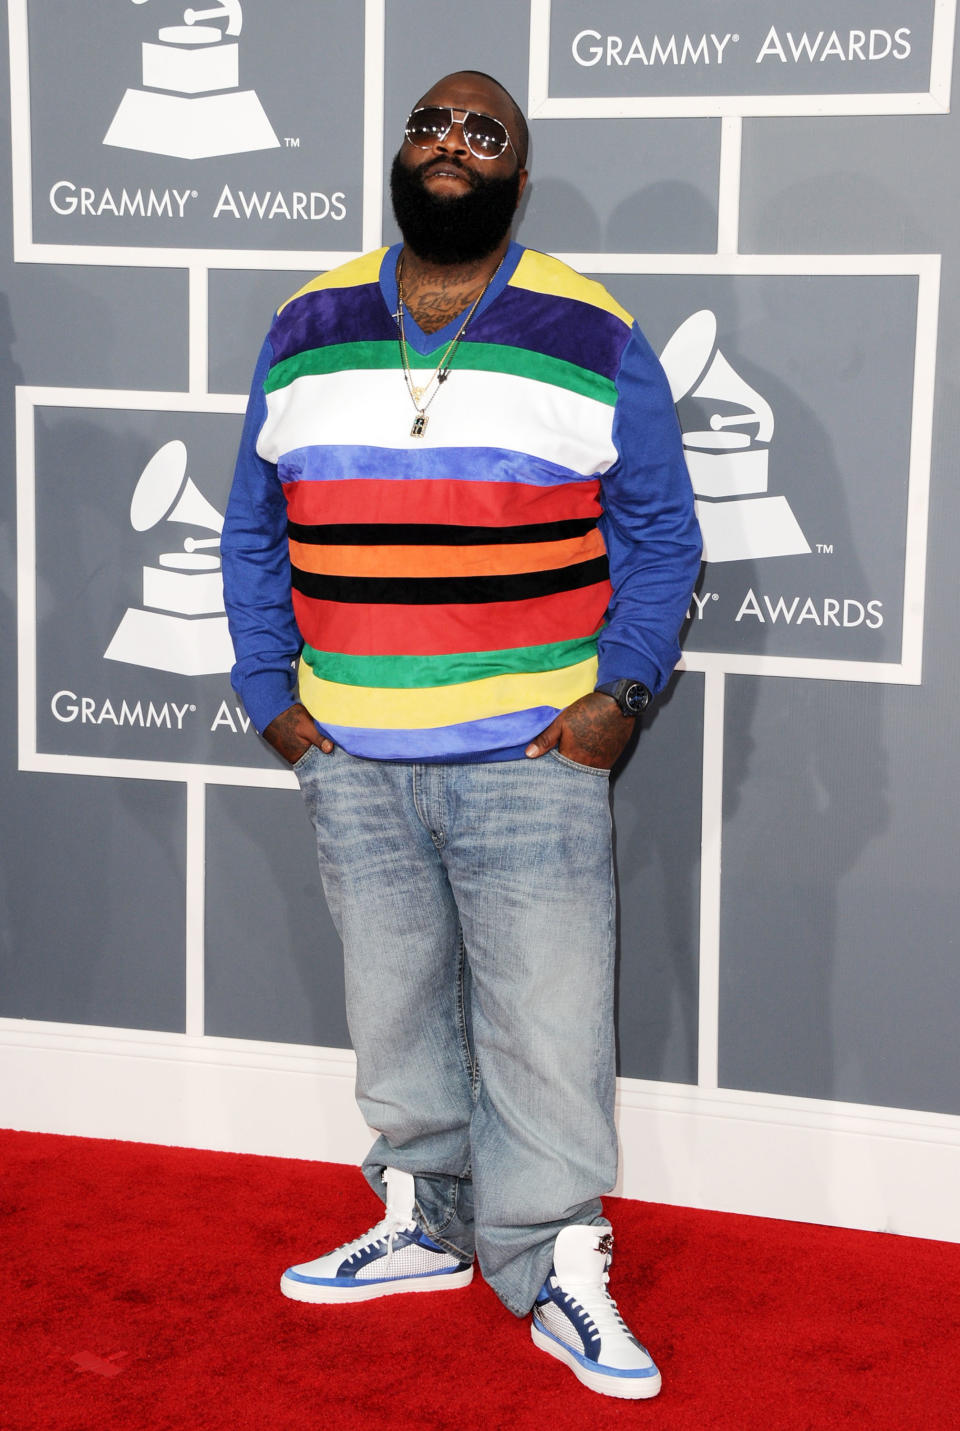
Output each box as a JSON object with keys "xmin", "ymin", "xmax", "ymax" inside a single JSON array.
[{"xmin": 379, "ymin": 241, "xmax": 522, "ymax": 355}]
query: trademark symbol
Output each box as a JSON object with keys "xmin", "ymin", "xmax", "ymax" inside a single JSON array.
[
  {"xmin": 712, "ymin": 592, "xmax": 719, "ymax": 600},
  {"xmin": 284, "ymin": 137, "xmax": 301, "ymax": 148},
  {"xmin": 191, "ymin": 190, "xmax": 198, "ymax": 199},
  {"xmin": 816, "ymin": 543, "xmax": 834, "ymax": 555},
  {"xmin": 189, "ymin": 705, "xmax": 197, "ymax": 713},
  {"xmin": 732, "ymin": 33, "xmax": 740, "ymax": 42}
]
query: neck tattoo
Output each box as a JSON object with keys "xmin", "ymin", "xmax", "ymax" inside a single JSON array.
[{"xmin": 395, "ymin": 256, "xmax": 504, "ymax": 438}]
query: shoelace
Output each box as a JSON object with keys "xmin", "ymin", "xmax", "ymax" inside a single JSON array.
[
  {"xmin": 557, "ymin": 1272, "xmax": 634, "ymax": 1341},
  {"xmin": 334, "ymin": 1211, "xmax": 419, "ymax": 1267}
]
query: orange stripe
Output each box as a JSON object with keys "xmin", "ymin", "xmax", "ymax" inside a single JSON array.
[{"xmin": 288, "ymin": 529, "xmax": 606, "ymax": 579}]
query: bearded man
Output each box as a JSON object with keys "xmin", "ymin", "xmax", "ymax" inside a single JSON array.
[{"xmin": 221, "ymin": 70, "xmax": 700, "ymax": 1401}]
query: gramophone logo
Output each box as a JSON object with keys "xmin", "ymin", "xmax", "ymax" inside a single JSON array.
[
  {"xmin": 660, "ymin": 310, "xmax": 810, "ymax": 564},
  {"xmin": 105, "ymin": 440, "xmax": 235, "ymax": 676},
  {"xmin": 104, "ymin": 0, "xmax": 279, "ymax": 160}
]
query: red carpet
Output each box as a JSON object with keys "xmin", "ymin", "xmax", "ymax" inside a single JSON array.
[{"xmin": 2, "ymin": 1130, "xmax": 959, "ymax": 1430}]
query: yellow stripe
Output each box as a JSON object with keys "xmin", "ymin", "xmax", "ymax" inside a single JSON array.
[
  {"xmin": 509, "ymin": 251, "xmax": 634, "ymax": 328},
  {"xmin": 297, "ymin": 655, "xmax": 599, "ymax": 730},
  {"xmin": 277, "ymin": 250, "xmax": 389, "ymax": 314}
]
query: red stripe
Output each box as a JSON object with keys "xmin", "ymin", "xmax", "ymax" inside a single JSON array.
[
  {"xmin": 283, "ymin": 478, "xmax": 603, "ymax": 529},
  {"xmin": 292, "ymin": 582, "xmax": 612, "ymax": 656}
]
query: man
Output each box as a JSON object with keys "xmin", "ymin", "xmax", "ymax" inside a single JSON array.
[{"xmin": 221, "ymin": 71, "xmax": 701, "ymax": 1400}]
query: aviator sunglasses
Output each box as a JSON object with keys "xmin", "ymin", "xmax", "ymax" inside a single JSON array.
[{"xmin": 404, "ymin": 106, "xmax": 515, "ymax": 160}]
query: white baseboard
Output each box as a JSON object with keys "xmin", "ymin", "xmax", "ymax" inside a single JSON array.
[{"xmin": 3, "ymin": 1018, "xmax": 959, "ymax": 1243}]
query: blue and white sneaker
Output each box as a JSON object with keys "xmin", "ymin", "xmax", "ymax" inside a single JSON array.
[
  {"xmin": 280, "ymin": 1167, "xmax": 474, "ymax": 1304},
  {"xmin": 531, "ymin": 1226, "xmax": 662, "ymax": 1399}
]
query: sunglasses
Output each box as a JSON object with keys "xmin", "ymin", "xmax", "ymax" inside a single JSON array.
[{"xmin": 404, "ymin": 106, "xmax": 515, "ymax": 160}]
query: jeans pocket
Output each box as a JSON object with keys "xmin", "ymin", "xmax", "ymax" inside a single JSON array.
[
  {"xmin": 547, "ymin": 748, "xmax": 611, "ymax": 778},
  {"xmin": 291, "ymin": 743, "xmax": 321, "ymax": 776}
]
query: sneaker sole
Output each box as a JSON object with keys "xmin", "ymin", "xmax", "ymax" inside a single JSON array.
[
  {"xmin": 530, "ymin": 1319, "xmax": 662, "ymax": 1400},
  {"xmin": 280, "ymin": 1264, "xmax": 474, "ymax": 1304}
]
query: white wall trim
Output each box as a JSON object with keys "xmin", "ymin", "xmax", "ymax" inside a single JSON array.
[
  {"xmin": 527, "ymin": 0, "xmax": 957, "ymax": 119},
  {"xmin": 361, "ymin": 0, "xmax": 386, "ymax": 254},
  {"xmin": 188, "ymin": 265, "xmax": 209, "ymax": 397},
  {"xmin": 696, "ymin": 669, "xmax": 724, "ymax": 1091},
  {"xmin": 8, "ymin": 0, "xmax": 387, "ymax": 271},
  {"xmin": 716, "ymin": 116, "xmax": 742, "ymax": 256},
  {"xmin": 2, "ymin": 1020, "xmax": 959, "ymax": 1243},
  {"xmin": 184, "ymin": 779, "xmax": 207, "ymax": 1038}
]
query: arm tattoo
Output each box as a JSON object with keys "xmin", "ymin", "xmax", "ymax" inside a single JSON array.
[{"xmin": 560, "ymin": 694, "xmax": 635, "ymax": 769}]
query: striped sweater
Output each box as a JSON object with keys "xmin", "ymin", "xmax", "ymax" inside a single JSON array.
[{"xmin": 221, "ymin": 242, "xmax": 701, "ymax": 761}]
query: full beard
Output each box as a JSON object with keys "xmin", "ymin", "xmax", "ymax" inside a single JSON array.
[{"xmin": 389, "ymin": 151, "xmax": 521, "ymax": 265}]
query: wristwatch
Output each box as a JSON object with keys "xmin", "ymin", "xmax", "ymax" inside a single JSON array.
[{"xmin": 594, "ymin": 680, "xmax": 652, "ymax": 717}]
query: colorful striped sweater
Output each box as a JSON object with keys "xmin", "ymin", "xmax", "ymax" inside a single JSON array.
[{"xmin": 221, "ymin": 242, "xmax": 701, "ymax": 761}]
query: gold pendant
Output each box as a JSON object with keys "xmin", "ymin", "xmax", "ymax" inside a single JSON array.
[
  {"xmin": 411, "ymin": 412, "xmax": 428, "ymax": 438},
  {"xmin": 409, "ymin": 384, "xmax": 425, "ymax": 404}
]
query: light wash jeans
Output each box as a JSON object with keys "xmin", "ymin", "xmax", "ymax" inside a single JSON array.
[{"xmin": 293, "ymin": 744, "xmax": 618, "ymax": 1315}]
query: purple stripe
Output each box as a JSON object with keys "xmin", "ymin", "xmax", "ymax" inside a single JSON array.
[
  {"xmin": 322, "ymin": 708, "xmax": 558, "ymax": 761},
  {"xmin": 269, "ymin": 265, "xmax": 630, "ymax": 378},
  {"xmin": 271, "ymin": 284, "xmax": 395, "ymax": 366},
  {"xmin": 469, "ymin": 286, "xmax": 631, "ymax": 381},
  {"xmin": 280, "ymin": 445, "xmax": 597, "ymax": 487}
]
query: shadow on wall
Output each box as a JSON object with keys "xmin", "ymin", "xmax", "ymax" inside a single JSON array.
[
  {"xmin": 203, "ymin": 783, "xmax": 351, "ymax": 1051},
  {"xmin": 0, "ymin": 314, "xmax": 189, "ymax": 1027},
  {"xmin": 607, "ymin": 180, "xmax": 719, "ymax": 253},
  {"xmin": 607, "ymin": 267, "xmax": 891, "ymax": 1095},
  {"xmin": 519, "ymin": 177, "xmax": 714, "ymax": 255},
  {"xmin": 711, "ymin": 307, "xmax": 891, "ymax": 1103},
  {"xmin": 749, "ymin": 166, "xmax": 938, "ymax": 258}
]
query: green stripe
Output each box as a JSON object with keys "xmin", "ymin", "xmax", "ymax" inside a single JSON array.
[
  {"xmin": 300, "ymin": 634, "xmax": 601, "ymax": 690},
  {"xmin": 451, "ymin": 342, "xmax": 616, "ymax": 404},
  {"xmin": 265, "ymin": 341, "xmax": 399, "ymax": 392},
  {"xmin": 265, "ymin": 340, "xmax": 616, "ymax": 405}
]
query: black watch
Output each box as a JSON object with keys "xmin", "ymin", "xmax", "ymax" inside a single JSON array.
[{"xmin": 594, "ymin": 680, "xmax": 652, "ymax": 717}]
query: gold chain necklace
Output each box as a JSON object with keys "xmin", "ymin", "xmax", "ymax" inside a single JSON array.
[{"xmin": 396, "ymin": 257, "xmax": 503, "ymax": 438}]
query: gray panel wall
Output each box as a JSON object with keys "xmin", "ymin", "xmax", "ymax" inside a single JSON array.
[{"xmin": 1, "ymin": 1, "xmax": 957, "ymax": 1124}]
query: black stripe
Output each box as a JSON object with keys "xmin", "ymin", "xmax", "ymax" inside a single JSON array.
[
  {"xmin": 290, "ymin": 556, "xmax": 610, "ymax": 606},
  {"xmin": 287, "ymin": 517, "xmax": 597, "ymax": 547}
]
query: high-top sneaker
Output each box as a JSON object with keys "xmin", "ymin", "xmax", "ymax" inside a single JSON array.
[
  {"xmin": 280, "ymin": 1167, "xmax": 474, "ymax": 1303},
  {"xmin": 531, "ymin": 1225, "xmax": 662, "ymax": 1399}
]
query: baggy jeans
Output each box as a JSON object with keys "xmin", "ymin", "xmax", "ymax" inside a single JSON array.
[{"xmin": 293, "ymin": 744, "xmax": 619, "ymax": 1316}]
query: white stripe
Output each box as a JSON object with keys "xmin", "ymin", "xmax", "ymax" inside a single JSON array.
[
  {"xmin": 185, "ymin": 779, "xmax": 206, "ymax": 1038},
  {"xmin": 8, "ymin": 0, "xmax": 34, "ymax": 265},
  {"xmin": 188, "ymin": 266, "xmax": 208, "ymax": 396},
  {"xmin": 528, "ymin": 95, "xmax": 950, "ymax": 120},
  {"xmin": 697, "ymin": 670, "xmax": 725, "ymax": 1090},
  {"xmin": 717, "ymin": 118, "xmax": 742, "ymax": 256},
  {"xmin": 930, "ymin": 0, "xmax": 957, "ymax": 110},
  {"xmin": 361, "ymin": 0, "xmax": 386, "ymax": 253},
  {"xmin": 257, "ymin": 368, "xmax": 617, "ymax": 476}
]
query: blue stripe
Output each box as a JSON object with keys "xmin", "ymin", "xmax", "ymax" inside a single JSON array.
[
  {"xmin": 534, "ymin": 1318, "xmax": 659, "ymax": 1380},
  {"xmin": 286, "ymin": 1266, "xmax": 460, "ymax": 1286},
  {"xmin": 280, "ymin": 445, "xmax": 593, "ymax": 488},
  {"xmin": 321, "ymin": 708, "xmax": 559, "ymax": 761}
]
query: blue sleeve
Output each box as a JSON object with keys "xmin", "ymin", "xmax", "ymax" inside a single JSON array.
[
  {"xmin": 220, "ymin": 334, "xmax": 302, "ymax": 734},
  {"xmin": 596, "ymin": 323, "xmax": 702, "ymax": 695}
]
